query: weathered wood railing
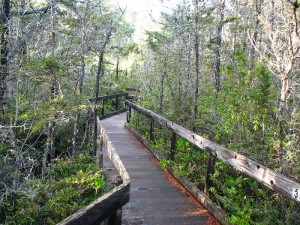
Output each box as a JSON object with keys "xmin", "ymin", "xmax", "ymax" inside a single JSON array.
[
  {"xmin": 125, "ymin": 88, "xmax": 140, "ymax": 100},
  {"xmin": 58, "ymin": 99, "xmax": 130, "ymax": 225},
  {"xmin": 125, "ymin": 100, "xmax": 300, "ymax": 222},
  {"xmin": 89, "ymin": 93, "xmax": 128, "ymax": 119}
]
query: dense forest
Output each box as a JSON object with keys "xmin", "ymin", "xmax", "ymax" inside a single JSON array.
[{"xmin": 0, "ymin": 0, "xmax": 300, "ymax": 224}]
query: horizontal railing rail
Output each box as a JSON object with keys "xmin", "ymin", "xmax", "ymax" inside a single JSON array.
[
  {"xmin": 89, "ymin": 93, "xmax": 128, "ymax": 102},
  {"xmin": 89, "ymin": 93, "xmax": 129, "ymax": 120},
  {"xmin": 125, "ymin": 100, "xmax": 300, "ymax": 221}
]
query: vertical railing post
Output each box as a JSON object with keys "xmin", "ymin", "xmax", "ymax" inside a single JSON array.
[
  {"xmin": 93, "ymin": 99, "xmax": 98, "ymax": 155},
  {"xmin": 136, "ymin": 111, "xmax": 139, "ymax": 130},
  {"xmin": 170, "ymin": 132, "xmax": 176, "ymax": 161},
  {"xmin": 102, "ymin": 99, "xmax": 105, "ymax": 116},
  {"xmin": 115, "ymin": 96, "xmax": 119, "ymax": 111},
  {"xmin": 150, "ymin": 118, "xmax": 154, "ymax": 142},
  {"xmin": 110, "ymin": 209, "xmax": 122, "ymax": 225},
  {"xmin": 96, "ymin": 117, "xmax": 103, "ymax": 168},
  {"xmin": 127, "ymin": 105, "xmax": 131, "ymax": 123},
  {"xmin": 204, "ymin": 153, "xmax": 215, "ymax": 196},
  {"xmin": 124, "ymin": 93, "xmax": 128, "ymax": 110}
]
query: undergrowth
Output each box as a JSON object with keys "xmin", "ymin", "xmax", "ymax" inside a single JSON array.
[{"xmin": 0, "ymin": 154, "xmax": 107, "ymax": 225}]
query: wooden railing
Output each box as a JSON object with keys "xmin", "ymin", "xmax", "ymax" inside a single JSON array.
[
  {"xmin": 58, "ymin": 97, "xmax": 130, "ymax": 225},
  {"xmin": 89, "ymin": 93, "xmax": 128, "ymax": 119},
  {"xmin": 125, "ymin": 100, "xmax": 300, "ymax": 222}
]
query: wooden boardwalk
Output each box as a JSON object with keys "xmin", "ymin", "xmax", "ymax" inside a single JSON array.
[{"xmin": 101, "ymin": 113, "xmax": 219, "ymax": 225}]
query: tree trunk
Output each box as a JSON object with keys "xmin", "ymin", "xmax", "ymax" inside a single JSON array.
[
  {"xmin": 72, "ymin": 1, "xmax": 90, "ymax": 156},
  {"xmin": 192, "ymin": 0, "xmax": 200, "ymax": 131},
  {"xmin": 116, "ymin": 57, "xmax": 119, "ymax": 81},
  {"xmin": 94, "ymin": 28, "xmax": 113, "ymax": 155},
  {"xmin": 43, "ymin": 0, "xmax": 56, "ymax": 176},
  {"xmin": 184, "ymin": 47, "xmax": 191, "ymax": 99},
  {"xmin": 214, "ymin": 0, "xmax": 225, "ymax": 93},
  {"xmin": 249, "ymin": 0, "xmax": 263, "ymax": 68},
  {"xmin": 159, "ymin": 57, "xmax": 167, "ymax": 115},
  {"xmin": 19, "ymin": 0, "xmax": 27, "ymax": 54},
  {"xmin": 0, "ymin": 0, "xmax": 10, "ymax": 117},
  {"xmin": 278, "ymin": 77, "xmax": 289, "ymax": 165}
]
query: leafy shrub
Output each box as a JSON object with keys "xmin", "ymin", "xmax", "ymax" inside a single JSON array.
[{"xmin": 1, "ymin": 154, "xmax": 107, "ymax": 225}]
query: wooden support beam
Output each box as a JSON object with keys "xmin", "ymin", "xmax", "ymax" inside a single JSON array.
[
  {"xmin": 97, "ymin": 117, "xmax": 104, "ymax": 168},
  {"xmin": 102, "ymin": 99, "xmax": 105, "ymax": 116},
  {"xmin": 127, "ymin": 107, "xmax": 131, "ymax": 123},
  {"xmin": 204, "ymin": 153, "xmax": 215, "ymax": 196},
  {"xmin": 115, "ymin": 96, "xmax": 119, "ymax": 111},
  {"xmin": 170, "ymin": 132, "xmax": 176, "ymax": 161},
  {"xmin": 135, "ymin": 111, "xmax": 139, "ymax": 130},
  {"xmin": 150, "ymin": 118, "xmax": 154, "ymax": 142}
]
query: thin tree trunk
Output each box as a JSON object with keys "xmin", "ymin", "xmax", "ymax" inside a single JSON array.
[
  {"xmin": 159, "ymin": 57, "xmax": 167, "ymax": 115},
  {"xmin": 43, "ymin": 0, "xmax": 56, "ymax": 176},
  {"xmin": 72, "ymin": 1, "xmax": 90, "ymax": 156},
  {"xmin": 214, "ymin": 0, "xmax": 225, "ymax": 93},
  {"xmin": 94, "ymin": 28, "xmax": 113, "ymax": 155},
  {"xmin": 192, "ymin": 0, "xmax": 200, "ymax": 131},
  {"xmin": 184, "ymin": 46, "xmax": 191, "ymax": 99},
  {"xmin": 116, "ymin": 57, "xmax": 119, "ymax": 80},
  {"xmin": 20, "ymin": 0, "xmax": 27, "ymax": 54},
  {"xmin": 0, "ymin": 0, "xmax": 10, "ymax": 117},
  {"xmin": 278, "ymin": 77, "xmax": 289, "ymax": 165},
  {"xmin": 277, "ymin": 3, "xmax": 299, "ymax": 166},
  {"xmin": 249, "ymin": 0, "xmax": 263, "ymax": 67}
]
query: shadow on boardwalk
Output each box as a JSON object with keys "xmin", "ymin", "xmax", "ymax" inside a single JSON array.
[{"xmin": 101, "ymin": 113, "xmax": 220, "ymax": 225}]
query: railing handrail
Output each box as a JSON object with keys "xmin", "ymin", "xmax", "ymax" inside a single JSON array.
[
  {"xmin": 89, "ymin": 92, "xmax": 128, "ymax": 103},
  {"xmin": 125, "ymin": 100, "xmax": 300, "ymax": 204}
]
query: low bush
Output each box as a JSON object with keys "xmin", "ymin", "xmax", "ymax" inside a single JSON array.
[{"xmin": 1, "ymin": 154, "xmax": 107, "ymax": 225}]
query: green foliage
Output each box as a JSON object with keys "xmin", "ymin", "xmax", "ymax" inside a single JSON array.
[
  {"xmin": 195, "ymin": 47, "xmax": 277, "ymax": 164},
  {"xmin": 1, "ymin": 154, "xmax": 106, "ymax": 225},
  {"xmin": 173, "ymin": 138, "xmax": 207, "ymax": 187},
  {"xmin": 210, "ymin": 160, "xmax": 300, "ymax": 225}
]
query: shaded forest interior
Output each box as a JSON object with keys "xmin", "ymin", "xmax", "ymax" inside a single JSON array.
[{"xmin": 1, "ymin": 0, "xmax": 300, "ymax": 224}]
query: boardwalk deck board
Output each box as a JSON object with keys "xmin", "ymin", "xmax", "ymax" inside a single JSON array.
[{"xmin": 102, "ymin": 113, "xmax": 219, "ymax": 225}]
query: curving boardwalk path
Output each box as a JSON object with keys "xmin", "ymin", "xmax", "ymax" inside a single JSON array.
[{"xmin": 101, "ymin": 113, "xmax": 219, "ymax": 225}]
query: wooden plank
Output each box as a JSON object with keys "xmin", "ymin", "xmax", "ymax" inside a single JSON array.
[
  {"xmin": 170, "ymin": 132, "xmax": 176, "ymax": 161},
  {"xmin": 125, "ymin": 122, "xmax": 226, "ymax": 223},
  {"xmin": 126, "ymin": 101, "xmax": 300, "ymax": 204},
  {"xmin": 99, "ymin": 108, "xmax": 127, "ymax": 120},
  {"xmin": 102, "ymin": 113, "xmax": 220, "ymax": 225},
  {"xmin": 58, "ymin": 181, "xmax": 130, "ymax": 225},
  {"xmin": 168, "ymin": 167, "xmax": 226, "ymax": 223},
  {"xmin": 125, "ymin": 123, "xmax": 164, "ymax": 161}
]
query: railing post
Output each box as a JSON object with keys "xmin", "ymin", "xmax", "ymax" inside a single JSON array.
[
  {"xmin": 124, "ymin": 93, "xmax": 128, "ymax": 110},
  {"xmin": 110, "ymin": 208, "xmax": 122, "ymax": 225},
  {"xmin": 127, "ymin": 106, "xmax": 131, "ymax": 123},
  {"xmin": 99, "ymin": 126, "xmax": 104, "ymax": 168},
  {"xmin": 170, "ymin": 132, "xmax": 176, "ymax": 161},
  {"xmin": 204, "ymin": 153, "xmax": 215, "ymax": 196},
  {"xmin": 115, "ymin": 96, "xmax": 119, "ymax": 111},
  {"xmin": 95, "ymin": 117, "xmax": 103, "ymax": 168},
  {"xmin": 136, "ymin": 111, "xmax": 139, "ymax": 130},
  {"xmin": 102, "ymin": 99, "xmax": 105, "ymax": 116},
  {"xmin": 150, "ymin": 118, "xmax": 154, "ymax": 142}
]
